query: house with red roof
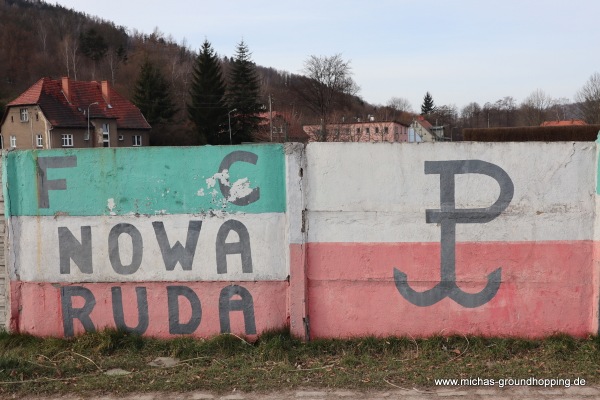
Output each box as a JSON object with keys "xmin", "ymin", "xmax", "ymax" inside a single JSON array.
[
  {"xmin": 541, "ymin": 119, "xmax": 587, "ymax": 127},
  {"xmin": 409, "ymin": 116, "xmax": 447, "ymax": 142},
  {"xmin": 0, "ymin": 77, "xmax": 151, "ymax": 149}
]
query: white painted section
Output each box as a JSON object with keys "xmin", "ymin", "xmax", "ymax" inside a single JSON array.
[
  {"xmin": 285, "ymin": 143, "xmax": 306, "ymax": 245},
  {"xmin": 10, "ymin": 213, "xmax": 288, "ymax": 282},
  {"xmin": 305, "ymin": 142, "xmax": 597, "ymax": 243}
]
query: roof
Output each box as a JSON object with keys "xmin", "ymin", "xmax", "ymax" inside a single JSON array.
[
  {"xmin": 4, "ymin": 77, "xmax": 151, "ymax": 130},
  {"xmin": 541, "ymin": 119, "xmax": 587, "ymax": 127},
  {"xmin": 414, "ymin": 115, "xmax": 433, "ymax": 130}
]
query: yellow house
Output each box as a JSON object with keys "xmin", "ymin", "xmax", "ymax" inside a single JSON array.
[{"xmin": 0, "ymin": 77, "xmax": 151, "ymax": 149}]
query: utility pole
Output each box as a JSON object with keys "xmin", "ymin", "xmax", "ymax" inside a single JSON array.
[
  {"xmin": 269, "ymin": 94, "xmax": 273, "ymax": 142},
  {"xmin": 228, "ymin": 108, "xmax": 237, "ymax": 145}
]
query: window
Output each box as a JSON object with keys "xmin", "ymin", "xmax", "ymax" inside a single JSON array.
[
  {"xmin": 375, "ymin": 127, "xmax": 379, "ymax": 134},
  {"xmin": 356, "ymin": 128, "xmax": 361, "ymax": 134},
  {"xmin": 61, "ymin": 134, "xmax": 73, "ymax": 147},
  {"xmin": 102, "ymin": 123, "xmax": 110, "ymax": 147},
  {"xmin": 366, "ymin": 128, "xmax": 370, "ymax": 134},
  {"xmin": 20, "ymin": 108, "xmax": 28, "ymax": 122},
  {"xmin": 36, "ymin": 134, "xmax": 43, "ymax": 148},
  {"xmin": 384, "ymin": 127, "xmax": 389, "ymax": 134},
  {"xmin": 132, "ymin": 135, "xmax": 142, "ymax": 146},
  {"xmin": 10, "ymin": 135, "xmax": 16, "ymax": 148}
]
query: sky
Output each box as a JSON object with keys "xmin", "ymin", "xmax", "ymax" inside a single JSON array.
[{"xmin": 53, "ymin": 0, "xmax": 600, "ymax": 112}]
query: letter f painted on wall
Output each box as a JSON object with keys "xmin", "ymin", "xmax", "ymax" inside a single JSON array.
[
  {"xmin": 37, "ymin": 156, "xmax": 77, "ymax": 208},
  {"xmin": 394, "ymin": 160, "xmax": 514, "ymax": 308}
]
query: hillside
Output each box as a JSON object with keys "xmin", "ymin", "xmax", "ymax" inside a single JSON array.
[{"xmin": 0, "ymin": 0, "xmax": 397, "ymax": 145}]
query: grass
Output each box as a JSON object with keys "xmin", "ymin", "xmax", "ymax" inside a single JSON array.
[{"xmin": 0, "ymin": 329, "xmax": 598, "ymax": 397}]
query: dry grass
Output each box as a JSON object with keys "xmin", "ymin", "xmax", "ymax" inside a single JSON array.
[{"xmin": 0, "ymin": 329, "xmax": 598, "ymax": 397}]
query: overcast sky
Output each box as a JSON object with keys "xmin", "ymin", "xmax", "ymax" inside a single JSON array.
[{"xmin": 53, "ymin": 0, "xmax": 600, "ymax": 111}]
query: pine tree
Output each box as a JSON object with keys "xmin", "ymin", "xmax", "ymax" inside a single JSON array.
[
  {"xmin": 132, "ymin": 58, "xmax": 177, "ymax": 127},
  {"xmin": 227, "ymin": 40, "xmax": 264, "ymax": 144},
  {"xmin": 188, "ymin": 40, "xmax": 228, "ymax": 145},
  {"xmin": 421, "ymin": 91, "xmax": 435, "ymax": 115}
]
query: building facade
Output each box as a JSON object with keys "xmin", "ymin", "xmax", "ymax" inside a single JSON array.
[
  {"xmin": 409, "ymin": 116, "xmax": 447, "ymax": 142},
  {"xmin": 303, "ymin": 120, "xmax": 410, "ymax": 142},
  {"xmin": 0, "ymin": 77, "xmax": 151, "ymax": 150}
]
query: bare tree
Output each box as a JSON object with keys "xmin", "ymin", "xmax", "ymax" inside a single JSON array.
[
  {"xmin": 575, "ymin": 72, "xmax": 600, "ymax": 124},
  {"xmin": 520, "ymin": 89, "xmax": 554, "ymax": 126},
  {"xmin": 295, "ymin": 54, "xmax": 359, "ymax": 141},
  {"xmin": 461, "ymin": 102, "xmax": 482, "ymax": 128},
  {"xmin": 387, "ymin": 97, "xmax": 413, "ymax": 113},
  {"xmin": 37, "ymin": 20, "xmax": 47, "ymax": 54},
  {"xmin": 60, "ymin": 33, "xmax": 79, "ymax": 79},
  {"xmin": 549, "ymin": 97, "xmax": 571, "ymax": 121},
  {"xmin": 498, "ymin": 96, "xmax": 517, "ymax": 126},
  {"xmin": 426, "ymin": 104, "xmax": 457, "ymax": 140}
]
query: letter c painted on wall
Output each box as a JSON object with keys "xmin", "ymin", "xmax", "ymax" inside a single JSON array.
[{"xmin": 218, "ymin": 151, "xmax": 260, "ymax": 206}]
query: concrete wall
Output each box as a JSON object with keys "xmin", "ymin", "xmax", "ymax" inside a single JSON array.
[
  {"xmin": 3, "ymin": 142, "xmax": 599, "ymax": 339},
  {"xmin": 5, "ymin": 145, "xmax": 289, "ymax": 338},
  {"xmin": 303, "ymin": 142, "xmax": 598, "ymax": 338}
]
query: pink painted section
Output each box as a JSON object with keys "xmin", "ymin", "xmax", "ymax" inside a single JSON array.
[
  {"xmin": 288, "ymin": 243, "xmax": 307, "ymax": 339},
  {"xmin": 11, "ymin": 281, "xmax": 288, "ymax": 338},
  {"xmin": 306, "ymin": 241, "xmax": 596, "ymax": 338}
]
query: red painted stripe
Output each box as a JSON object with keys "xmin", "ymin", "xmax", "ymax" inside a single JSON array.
[
  {"xmin": 305, "ymin": 241, "xmax": 597, "ymax": 338},
  {"xmin": 11, "ymin": 281, "xmax": 288, "ymax": 338}
]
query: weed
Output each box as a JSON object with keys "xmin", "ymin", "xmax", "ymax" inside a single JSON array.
[{"xmin": 0, "ymin": 330, "xmax": 598, "ymax": 396}]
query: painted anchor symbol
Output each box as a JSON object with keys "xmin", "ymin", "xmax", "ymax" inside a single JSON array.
[{"xmin": 394, "ymin": 160, "xmax": 514, "ymax": 308}]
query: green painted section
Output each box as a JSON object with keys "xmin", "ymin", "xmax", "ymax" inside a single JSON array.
[{"xmin": 4, "ymin": 145, "xmax": 286, "ymax": 217}]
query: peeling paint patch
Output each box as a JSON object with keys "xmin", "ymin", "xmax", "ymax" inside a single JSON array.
[
  {"xmin": 107, "ymin": 198, "xmax": 117, "ymax": 216},
  {"xmin": 206, "ymin": 170, "xmax": 255, "ymax": 204},
  {"xmin": 229, "ymin": 178, "xmax": 253, "ymax": 202},
  {"xmin": 206, "ymin": 170, "xmax": 230, "ymax": 189}
]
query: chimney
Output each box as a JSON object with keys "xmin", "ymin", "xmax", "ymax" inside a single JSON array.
[
  {"xmin": 61, "ymin": 77, "xmax": 72, "ymax": 103},
  {"xmin": 101, "ymin": 81, "xmax": 111, "ymax": 105}
]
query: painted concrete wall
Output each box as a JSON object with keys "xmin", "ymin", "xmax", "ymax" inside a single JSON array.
[
  {"xmin": 4, "ymin": 141, "xmax": 600, "ymax": 339},
  {"xmin": 5, "ymin": 145, "xmax": 289, "ymax": 338},
  {"xmin": 303, "ymin": 142, "xmax": 599, "ymax": 338}
]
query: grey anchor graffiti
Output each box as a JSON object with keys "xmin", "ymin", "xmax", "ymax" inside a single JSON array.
[{"xmin": 394, "ymin": 160, "xmax": 514, "ymax": 308}]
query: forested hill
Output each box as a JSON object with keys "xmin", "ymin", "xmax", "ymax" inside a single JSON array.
[{"xmin": 0, "ymin": 0, "xmax": 382, "ymax": 145}]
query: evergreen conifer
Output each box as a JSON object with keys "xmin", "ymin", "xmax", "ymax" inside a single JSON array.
[
  {"xmin": 421, "ymin": 91, "xmax": 435, "ymax": 115},
  {"xmin": 227, "ymin": 40, "xmax": 264, "ymax": 144},
  {"xmin": 132, "ymin": 58, "xmax": 177, "ymax": 127},
  {"xmin": 188, "ymin": 40, "xmax": 229, "ymax": 144}
]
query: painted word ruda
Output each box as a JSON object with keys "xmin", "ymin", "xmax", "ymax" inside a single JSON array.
[{"xmin": 61, "ymin": 284, "xmax": 257, "ymax": 337}]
